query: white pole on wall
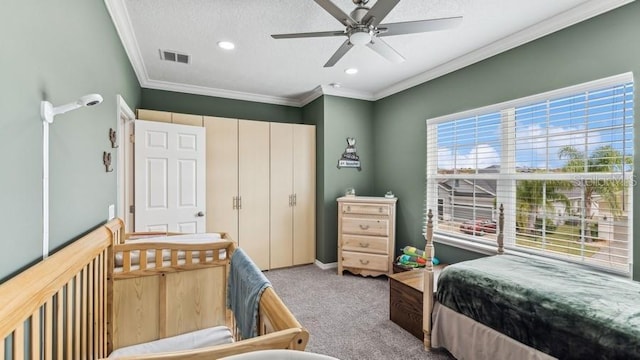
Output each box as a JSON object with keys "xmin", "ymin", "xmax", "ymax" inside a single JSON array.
[
  {"xmin": 42, "ymin": 119, "xmax": 50, "ymax": 259},
  {"xmin": 40, "ymin": 94, "xmax": 104, "ymax": 259}
]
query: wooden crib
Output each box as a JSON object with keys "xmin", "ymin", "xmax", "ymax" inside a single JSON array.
[{"xmin": 0, "ymin": 218, "xmax": 308, "ymax": 359}]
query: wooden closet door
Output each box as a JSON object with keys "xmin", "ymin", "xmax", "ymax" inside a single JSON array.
[
  {"xmin": 293, "ymin": 124, "xmax": 316, "ymax": 265},
  {"xmin": 204, "ymin": 116, "xmax": 239, "ymax": 241},
  {"xmin": 270, "ymin": 123, "xmax": 294, "ymax": 269},
  {"xmin": 238, "ymin": 120, "xmax": 270, "ymax": 270}
]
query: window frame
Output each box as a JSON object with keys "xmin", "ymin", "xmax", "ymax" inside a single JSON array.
[{"xmin": 426, "ymin": 72, "xmax": 634, "ymax": 276}]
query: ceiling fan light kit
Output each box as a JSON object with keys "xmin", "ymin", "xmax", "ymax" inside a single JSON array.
[{"xmin": 271, "ymin": 0, "xmax": 462, "ymax": 67}]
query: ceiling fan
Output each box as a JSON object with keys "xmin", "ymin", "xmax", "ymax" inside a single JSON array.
[{"xmin": 271, "ymin": 0, "xmax": 462, "ymax": 67}]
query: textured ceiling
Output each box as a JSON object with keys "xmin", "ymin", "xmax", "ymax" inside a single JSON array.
[{"xmin": 105, "ymin": 0, "xmax": 631, "ymax": 106}]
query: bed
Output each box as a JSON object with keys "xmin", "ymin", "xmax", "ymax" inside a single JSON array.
[
  {"xmin": 422, "ymin": 205, "xmax": 640, "ymax": 360},
  {"xmin": 0, "ymin": 218, "xmax": 309, "ymax": 360}
]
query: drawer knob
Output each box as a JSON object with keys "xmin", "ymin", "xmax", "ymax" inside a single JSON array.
[
  {"xmin": 346, "ymin": 206, "xmax": 351, "ymax": 212},
  {"xmin": 359, "ymin": 242, "xmax": 370, "ymax": 248},
  {"xmin": 359, "ymin": 224, "xmax": 370, "ymax": 230},
  {"xmin": 379, "ymin": 207, "xmax": 383, "ymax": 213},
  {"xmin": 359, "ymin": 259, "xmax": 370, "ymax": 265}
]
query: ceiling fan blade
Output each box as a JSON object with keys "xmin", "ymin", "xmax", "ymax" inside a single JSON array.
[
  {"xmin": 324, "ymin": 39, "xmax": 354, "ymax": 67},
  {"xmin": 314, "ymin": 0, "xmax": 356, "ymax": 26},
  {"xmin": 362, "ymin": 0, "xmax": 400, "ymax": 27},
  {"xmin": 366, "ymin": 38, "xmax": 405, "ymax": 63},
  {"xmin": 271, "ymin": 30, "xmax": 345, "ymax": 39},
  {"xmin": 377, "ymin": 16, "xmax": 463, "ymax": 37}
]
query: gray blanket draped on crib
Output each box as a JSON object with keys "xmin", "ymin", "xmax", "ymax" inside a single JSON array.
[{"xmin": 227, "ymin": 248, "xmax": 272, "ymax": 339}]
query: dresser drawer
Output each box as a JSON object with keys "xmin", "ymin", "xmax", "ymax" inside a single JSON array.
[
  {"xmin": 342, "ymin": 251, "xmax": 389, "ymax": 272},
  {"xmin": 342, "ymin": 203, "xmax": 390, "ymax": 216},
  {"xmin": 342, "ymin": 217, "xmax": 389, "ymax": 236},
  {"xmin": 342, "ymin": 235, "xmax": 389, "ymax": 255}
]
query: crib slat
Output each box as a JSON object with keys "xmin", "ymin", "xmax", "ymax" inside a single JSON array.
[
  {"xmin": 98, "ymin": 252, "xmax": 107, "ymax": 358},
  {"xmin": 156, "ymin": 249, "xmax": 162, "ymax": 268},
  {"xmin": 200, "ymin": 250, "xmax": 206, "ymax": 263},
  {"xmin": 81, "ymin": 267, "xmax": 87, "ymax": 359},
  {"xmin": 1, "ymin": 337, "xmax": 4, "ymax": 360},
  {"xmin": 74, "ymin": 274, "xmax": 81, "ymax": 359},
  {"xmin": 171, "ymin": 250, "xmax": 178, "ymax": 266},
  {"xmin": 93, "ymin": 256, "xmax": 99, "ymax": 359},
  {"xmin": 44, "ymin": 299, "xmax": 52, "ymax": 360},
  {"xmin": 13, "ymin": 323, "xmax": 24, "ymax": 359},
  {"xmin": 101, "ymin": 250, "xmax": 108, "ymax": 357},
  {"xmin": 140, "ymin": 249, "xmax": 148, "ymax": 270},
  {"xmin": 56, "ymin": 289, "xmax": 63, "ymax": 360},
  {"xmin": 88, "ymin": 261, "xmax": 94, "ymax": 359},
  {"xmin": 185, "ymin": 251, "xmax": 193, "ymax": 264},
  {"xmin": 65, "ymin": 281, "xmax": 72, "ymax": 360},
  {"xmin": 123, "ymin": 251, "xmax": 131, "ymax": 273},
  {"xmin": 30, "ymin": 309, "xmax": 40, "ymax": 360}
]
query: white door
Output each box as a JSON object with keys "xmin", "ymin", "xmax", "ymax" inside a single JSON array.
[{"xmin": 134, "ymin": 120, "xmax": 206, "ymax": 233}]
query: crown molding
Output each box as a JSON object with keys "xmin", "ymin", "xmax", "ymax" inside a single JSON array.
[
  {"xmin": 298, "ymin": 86, "xmax": 325, "ymax": 107},
  {"xmin": 373, "ymin": 0, "xmax": 635, "ymax": 100},
  {"xmin": 104, "ymin": 0, "xmax": 148, "ymax": 86},
  {"xmin": 143, "ymin": 79, "xmax": 302, "ymax": 107}
]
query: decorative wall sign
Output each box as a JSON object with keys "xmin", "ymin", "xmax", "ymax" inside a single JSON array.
[{"xmin": 337, "ymin": 137, "xmax": 361, "ymax": 171}]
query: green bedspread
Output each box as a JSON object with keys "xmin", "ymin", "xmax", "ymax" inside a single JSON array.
[{"xmin": 436, "ymin": 254, "xmax": 640, "ymax": 360}]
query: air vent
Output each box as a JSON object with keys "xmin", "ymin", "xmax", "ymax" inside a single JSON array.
[{"xmin": 159, "ymin": 49, "xmax": 190, "ymax": 64}]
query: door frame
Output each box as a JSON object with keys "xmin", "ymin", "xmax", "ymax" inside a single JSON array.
[{"xmin": 116, "ymin": 95, "xmax": 135, "ymax": 232}]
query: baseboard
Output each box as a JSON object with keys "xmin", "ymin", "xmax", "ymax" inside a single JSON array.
[{"xmin": 314, "ymin": 259, "xmax": 338, "ymax": 270}]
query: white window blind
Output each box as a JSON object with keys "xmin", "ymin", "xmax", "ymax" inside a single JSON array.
[{"xmin": 426, "ymin": 73, "xmax": 634, "ymax": 275}]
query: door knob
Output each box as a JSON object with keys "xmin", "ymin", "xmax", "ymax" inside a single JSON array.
[{"xmin": 196, "ymin": 211, "xmax": 205, "ymax": 217}]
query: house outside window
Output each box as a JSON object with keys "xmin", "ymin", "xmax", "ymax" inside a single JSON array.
[{"xmin": 426, "ymin": 73, "xmax": 634, "ymax": 275}]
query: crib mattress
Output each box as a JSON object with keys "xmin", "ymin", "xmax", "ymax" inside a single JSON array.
[{"xmin": 436, "ymin": 254, "xmax": 640, "ymax": 360}]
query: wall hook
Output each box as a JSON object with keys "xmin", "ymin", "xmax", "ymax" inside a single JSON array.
[
  {"xmin": 109, "ymin": 128, "xmax": 118, "ymax": 148},
  {"xmin": 103, "ymin": 151, "xmax": 113, "ymax": 172}
]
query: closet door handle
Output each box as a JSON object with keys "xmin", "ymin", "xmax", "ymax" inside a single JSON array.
[
  {"xmin": 293, "ymin": 193, "xmax": 297, "ymax": 206},
  {"xmin": 233, "ymin": 196, "xmax": 237, "ymax": 210},
  {"xmin": 238, "ymin": 196, "xmax": 242, "ymax": 210},
  {"xmin": 289, "ymin": 194, "xmax": 292, "ymax": 207}
]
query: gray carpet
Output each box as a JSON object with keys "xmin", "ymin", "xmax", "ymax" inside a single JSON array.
[{"xmin": 264, "ymin": 265, "xmax": 455, "ymax": 360}]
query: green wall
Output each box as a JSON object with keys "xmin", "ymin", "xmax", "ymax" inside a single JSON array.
[
  {"xmin": 372, "ymin": 2, "xmax": 640, "ymax": 279},
  {"xmin": 0, "ymin": 1, "xmax": 140, "ymax": 281},
  {"xmin": 141, "ymin": 88, "xmax": 302, "ymax": 123},
  {"xmin": 318, "ymin": 96, "xmax": 375, "ymax": 263}
]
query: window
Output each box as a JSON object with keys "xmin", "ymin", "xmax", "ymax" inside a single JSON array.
[{"xmin": 426, "ymin": 73, "xmax": 634, "ymax": 275}]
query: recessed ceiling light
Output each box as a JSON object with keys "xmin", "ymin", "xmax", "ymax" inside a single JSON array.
[
  {"xmin": 345, "ymin": 68, "xmax": 358, "ymax": 75},
  {"xmin": 329, "ymin": 82, "xmax": 342, "ymax": 88},
  {"xmin": 217, "ymin": 41, "xmax": 235, "ymax": 50}
]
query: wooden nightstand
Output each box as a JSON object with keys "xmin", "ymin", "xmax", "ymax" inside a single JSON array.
[{"xmin": 388, "ymin": 265, "xmax": 446, "ymax": 340}]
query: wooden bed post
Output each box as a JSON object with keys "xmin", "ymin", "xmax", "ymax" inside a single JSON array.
[
  {"xmin": 423, "ymin": 209, "xmax": 434, "ymax": 350},
  {"xmin": 497, "ymin": 203, "xmax": 504, "ymax": 255}
]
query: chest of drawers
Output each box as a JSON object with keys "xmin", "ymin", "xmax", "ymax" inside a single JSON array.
[{"xmin": 337, "ymin": 196, "xmax": 397, "ymax": 277}]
